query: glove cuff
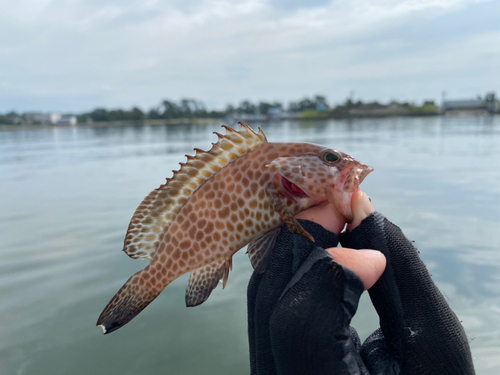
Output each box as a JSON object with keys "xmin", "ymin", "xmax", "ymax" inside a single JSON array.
[{"xmin": 339, "ymin": 211, "xmax": 387, "ymax": 250}]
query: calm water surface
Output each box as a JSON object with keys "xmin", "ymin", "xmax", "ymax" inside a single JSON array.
[{"xmin": 1, "ymin": 117, "xmax": 499, "ymax": 374}]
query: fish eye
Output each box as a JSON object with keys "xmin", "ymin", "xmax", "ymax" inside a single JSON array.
[{"xmin": 319, "ymin": 150, "xmax": 341, "ymax": 164}]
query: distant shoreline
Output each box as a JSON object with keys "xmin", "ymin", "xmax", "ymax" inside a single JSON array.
[{"xmin": 1, "ymin": 112, "xmax": 497, "ymax": 132}]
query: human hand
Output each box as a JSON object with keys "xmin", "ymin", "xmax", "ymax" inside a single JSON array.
[
  {"xmin": 294, "ymin": 190, "xmax": 374, "ymax": 233},
  {"xmin": 296, "ymin": 192, "xmax": 474, "ymax": 374},
  {"xmin": 339, "ymin": 201, "xmax": 475, "ymax": 374},
  {"xmin": 248, "ymin": 192, "xmax": 384, "ymax": 375},
  {"xmin": 248, "ymin": 190, "xmax": 474, "ymax": 375},
  {"xmin": 346, "ymin": 190, "xmax": 374, "ymax": 231},
  {"xmin": 295, "ymin": 190, "xmax": 383, "ymax": 290}
]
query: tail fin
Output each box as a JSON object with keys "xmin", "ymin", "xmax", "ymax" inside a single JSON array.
[{"xmin": 96, "ymin": 269, "xmax": 163, "ymax": 334}]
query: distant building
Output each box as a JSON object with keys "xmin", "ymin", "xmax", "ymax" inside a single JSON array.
[
  {"xmin": 267, "ymin": 107, "xmax": 281, "ymax": 116},
  {"xmin": 56, "ymin": 115, "xmax": 77, "ymax": 126},
  {"xmin": 24, "ymin": 113, "xmax": 49, "ymax": 124},
  {"xmin": 441, "ymin": 92, "xmax": 497, "ymax": 114},
  {"xmin": 50, "ymin": 113, "xmax": 62, "ymax": 124},
  {"xmin": 24, "ymin": 112, "xmax": 62, "ymax": 124},
  {"xmin": 267, "ymin": 107, "xmax": 284, "ymax": 119}
]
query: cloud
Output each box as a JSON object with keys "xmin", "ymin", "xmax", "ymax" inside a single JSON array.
[{"xmin": 0, "ymin": 0, "xmax": 498, "ymax": 112}]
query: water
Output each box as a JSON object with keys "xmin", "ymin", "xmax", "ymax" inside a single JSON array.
[{"xmin": 1, "ymin": 117, "xmax": 499, "ymax": 374}]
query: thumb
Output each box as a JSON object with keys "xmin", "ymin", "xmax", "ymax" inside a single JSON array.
[
  {"xmin": 347, "ymin": 190, "xmax": 374, "ymax": 232},
  {"xmin": 326, "ymin": 247, "xmax": 386, "ymax": 290}
]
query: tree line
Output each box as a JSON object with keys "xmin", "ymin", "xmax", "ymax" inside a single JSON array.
[
  {"xmin": 79, "ymin": 96, "xmax": 333, "ymax": 123},
  {"xmin": 0, "ymin": 95, "xmax": 440, "ymax": 125}
]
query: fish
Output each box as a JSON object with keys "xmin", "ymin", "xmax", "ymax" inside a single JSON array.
[{"xmin": 97, "ymin": 123, "xmax": 373, "ymax": 334}]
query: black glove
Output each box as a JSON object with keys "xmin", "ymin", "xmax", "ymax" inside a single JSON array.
[
  {"xmin": 247, "ymin": 214, "xmax": 475, "ymax": 375},
  {"xmin": 340, "ymin": 212, "xmax": 475, "ymax": 375},
  {"xmin": 248, "ymin": 219, "xmax": 368, "ymax": 375}
]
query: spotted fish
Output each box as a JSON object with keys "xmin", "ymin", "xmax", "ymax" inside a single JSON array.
[{"xmin": 97, "ymin": 123, "xmax": 373, "ymax": 333}]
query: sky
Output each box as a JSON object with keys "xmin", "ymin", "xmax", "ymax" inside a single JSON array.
[{"xmin": 0, "ymin": 0, "xmax": 499, "ymax": 113}]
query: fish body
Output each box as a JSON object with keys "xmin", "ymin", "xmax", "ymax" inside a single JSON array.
[{"xmin": 97, "ymin": 123, "xmax": 373, "ymax": 333}]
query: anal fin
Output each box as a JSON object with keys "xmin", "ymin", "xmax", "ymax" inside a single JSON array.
[
  {"xmin": 185, "ymin": 257, "xmax": 231, "ymax": 307},
  {"xmin": 268, "ymin": 192, "xmax": 315, "ymax": 242},
  {"xmin": 247, "ymin": 229, "xmax": 279, "ymax": 273}
]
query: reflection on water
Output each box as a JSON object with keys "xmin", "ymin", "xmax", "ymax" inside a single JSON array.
[{"xmin": 1, "ymin": 117, "xmax": 500, "ymax": 374}]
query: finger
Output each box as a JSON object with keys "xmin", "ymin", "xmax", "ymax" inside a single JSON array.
[
  {"xmin": 362, "ymin": 192, "xmax": 375, "ymax": 216},
  {"xmin": 326, "ymin": 247, "xmax": 386, "ymax": 290},
  {"xmin": 347, "ymin": 191, "xmax": 375, "ymax": 232},
  {"xmin": 295, "ymin": 202, "xmax": 347, "ymax": 235},
  {"xmin": 346, "ymin": 191, "xmax": 366, "ymax": 231}
]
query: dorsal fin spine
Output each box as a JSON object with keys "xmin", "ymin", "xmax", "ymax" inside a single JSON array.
[
  {"xmin": 222, "ymin": 125, "xmax": 251, "ymax": 144},
  {"xmin": 215, "ymin": 131, "xmax": 246, "ymax": 153},
  {"xmin": 257, "ymin": 128, "xmax": 268, "ymax": 142}
]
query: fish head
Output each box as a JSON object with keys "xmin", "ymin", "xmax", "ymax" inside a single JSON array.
[{"xmin": 268, "ymin": 147, "xmax": 373, "ymax": 223}]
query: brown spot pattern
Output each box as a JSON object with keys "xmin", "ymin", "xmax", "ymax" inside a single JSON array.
[{"xmin": 99, "ymin": 123, "xmax": 373, "ymax": 334}]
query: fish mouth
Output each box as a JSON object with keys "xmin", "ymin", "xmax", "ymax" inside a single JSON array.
[
  {"xmin": 280, "ymin": 176, "xmax": 309, "ymax": 199},
  {"xmin": 343, "ymin": 164, "xmax": 374, "ymax": 193},
  {"xmin": 357, "ymin": 165, "xmax": 374, "ymax": 185}
]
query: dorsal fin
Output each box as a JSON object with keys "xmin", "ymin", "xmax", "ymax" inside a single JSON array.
[{"xmin": 123, "ymin": 122, "xmax": 267, "ymax": 260}]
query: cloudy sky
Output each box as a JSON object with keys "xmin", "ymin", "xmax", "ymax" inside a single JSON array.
[{"xmin": 0, "ymin": 0, "xmax": 499, "ymax": 113}]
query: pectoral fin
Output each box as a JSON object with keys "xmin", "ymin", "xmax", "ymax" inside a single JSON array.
[
  {"xmin": 185, "ymin": 257, "xmax": 232, "ymax": 307},
  {"xmin": 247, "ymin": 228, "xmax": 279, "ymax": 273},
  {"xmin": 268, "ymin": 192, "xmax": 315, "ymax": 242}
]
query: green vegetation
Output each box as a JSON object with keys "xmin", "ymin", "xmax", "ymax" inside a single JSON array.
[
  {"xmin": 298, "ymin": 99, "xmax": 440, "ymax": 118},
  {"xmin": 83, "ymin": 107, "xmax": 145, "ymax": 122},
  {"xmin": 409, "ymin": 101, "xmax": 440, "ymax": 115},
  {"xmin": 2, "ymin": 94, "xmax": 495, "ymax": 127},
  {"xmin": 0, "ymin": 112, "xmax": 21, "ymax": 125},
  {"xmin": 297, "ymin": 109, "xmax": 328, "ymax": 118}
]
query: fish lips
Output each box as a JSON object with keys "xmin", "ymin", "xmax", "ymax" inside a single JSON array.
[
  {"xmin": 342, "ymin": 163, "xmax": 374, "ymax": 193},
  {"xmin": 356, "ymin": 164, "xmax": 374, "ymax": 185}
]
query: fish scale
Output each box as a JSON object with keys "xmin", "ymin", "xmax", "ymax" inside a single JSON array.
[{"xmin": 97, "ymin": 122, "xmax": 373, "ymax": 334}]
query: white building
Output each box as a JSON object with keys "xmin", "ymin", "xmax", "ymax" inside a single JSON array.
[
  {"xmin": 56, "ymin": 115, "xmax": 77, "ymax": 126},
  {"xmin": 50, "ymin": 113, "xmax": 62, "ymax": 124},
  {"xmin": 24, "ymin": 112, "xmax": 62, "ymax": 124}
]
